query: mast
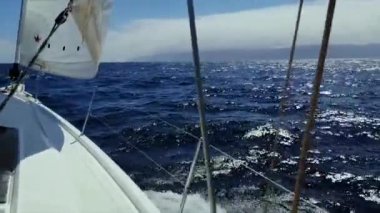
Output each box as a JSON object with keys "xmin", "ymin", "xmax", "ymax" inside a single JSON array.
[
  {"xmin": 291, "ymin": 0, "xmax": 336, "ymax": 212},
  {"xmin": 186, "ymin": 0, "xmax": 216, "ymax": 212},
  {"xmin": 14, "ymin": 0, "xmax": 27, "ymax": 64}
]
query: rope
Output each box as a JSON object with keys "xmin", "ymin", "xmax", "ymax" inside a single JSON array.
[
  {"xmin": 0, "ymin": 0, "xmax": 73, "ymax": 114},
  {"xmin": 291, "ymin": 0, "xmax": 336, "ymax": 212},
  {"xmin": 186, "ymin": 1, "xmax": 216, "ymax": 212}
]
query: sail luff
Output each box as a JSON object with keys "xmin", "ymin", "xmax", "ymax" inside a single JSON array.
[
  {"xmin": 18, "ymin": 0, "xmax": 112, "ymax": 79},
  {"xmin": 71, "ymin": 0, "xmax": 103, "ymax": 62},
  {"xmin": 14, "ymin": 0, "xmax": 28, "ymax": 64}
]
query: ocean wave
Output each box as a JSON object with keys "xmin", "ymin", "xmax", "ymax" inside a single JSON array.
[
  {"xmin": 145, "ymin": 190, "xmax": 227, "ymax": 213},
  {"xmin": 5, "ymin": 59, "xmax": 378, "ymax": 212},
  {"xmin": 319, "ymin": 110, "xmax": 380, "ymax": 140},
  {"xmin": 326, "ymin": 172, "xmax": 355, "ymax": 183},
  {"xmin": 280, "ymin": 158, "xmax": 297, "ymax": 165},
  {"xmin": 192, "ymin": 155, "xmax": 247, "ymax": 178},
  {"xmin": 246, "ymin": 148, "xmax": 267, "ymax": 164},
  {"xmin": 359, "ymin": 189, "xmax": 380, "ymax": 204},
  {"xmin": 324, "ymin": 172, "xmax": 377, "ymax": 184},
  {"xmin": 147, "ymin": 189, "xmax": 324, "ymax": 213},
  {"xmin": 243, "ymin": 123, "xmax": 294, "ymax": 146},
  {"xmin": 319, "ymin": 110, "xmax": 380, "ymax": 126}
]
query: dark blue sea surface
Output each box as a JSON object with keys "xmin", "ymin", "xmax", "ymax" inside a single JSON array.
[{"xmin": 1, "ymin": 59, "xmax": 379, "ymax": 212}]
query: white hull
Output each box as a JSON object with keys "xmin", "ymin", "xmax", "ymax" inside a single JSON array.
[{"xmin": 0, "ymin": 86, "xmax": 160, "ymax": 213}]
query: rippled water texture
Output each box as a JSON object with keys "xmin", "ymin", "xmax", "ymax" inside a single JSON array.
[{"xmin": 0, "ymin": 59, "xmax": 379, "ymax": 212}]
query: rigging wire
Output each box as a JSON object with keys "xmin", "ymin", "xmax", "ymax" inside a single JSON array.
[
  {"xmin": 209, "ymin": 145, "xmax": 324, "ymax": 211},
  {"xmin": 91, "ymin": 115, "xmax": 186, "ymax": 187},
  {"xmin": 81, "ymin": 87, "xmax": 97, "ymax": 135},
  {"xmin": 141, "ymin": 111, "xmax": 200, "ymax": 140},
  {"xmin": 270, "ymin": 0, "xmax": 304, "ymax": 168},
  {"xmin": 281, "ymin": 0, "xmax": 304, "ymax": 112},
  {"xmin": 1, "ymin": 1, "xmax": 330, "ymax": 212},
  {"xmin": 180, "ymin": 139, "xmax": 203, "ymax": 213},
  {"xmin": 263, "ymin": 2, "xmax": 304, "ymax": 211},
  {"xmin": 34, "ymin": 73, "xmax": 41, "ymax": 100},
  {"xmin": 291, "ymin": 0, "xmax": 337, "ymax": 212},
  {"xmin": 91, "ymin": 108, "xmax": 324, "ymax": 211},
  {"xmin": 0, "ymin": 0, "xmax": 73, "ymax": 114},
  {"xmin": 263, "ymin": 1, "xmax": 304, "ymax": 210},
  {"xmin": 141, "ymin": 111, "xmax": 325, "ymax": 210},
  {"xmin": 186, "ymin": 0, "xmax": 216, "ymax": 212}
]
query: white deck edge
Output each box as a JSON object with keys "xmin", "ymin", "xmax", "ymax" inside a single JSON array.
[{"xmin": 32, "ymin": 98, "xmax": 160, "ymax": 213}]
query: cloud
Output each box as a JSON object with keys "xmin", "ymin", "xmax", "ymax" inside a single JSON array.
[
  {"xmin": 0, "ymin": 39, "xmax": 16, "ymax": 63},
  {"xmin": 103, "ymin": 0, "xmax": 380, "ymax": 61},
  {"xmin": 0, "ymin": 0, "xmax": 379, "ymax": 63}
]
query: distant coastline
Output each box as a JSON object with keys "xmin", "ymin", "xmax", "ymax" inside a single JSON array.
[
  {"xmin": 133, "ymin": 44, "xmax": 380, "ymax": 62},
  {"xmin": 1, "ymin": 44, "xmax": 380, "ymax": 64}
]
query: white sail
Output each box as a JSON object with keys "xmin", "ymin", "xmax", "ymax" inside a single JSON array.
[{"xmin": 18, "ymin": 0, "xmax": 112, "ymax": 79}]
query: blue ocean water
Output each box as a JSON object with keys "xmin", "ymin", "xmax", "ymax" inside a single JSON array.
[{"xmin": 0, "ymin": 59, "xmax": 379, "ymax": 212}]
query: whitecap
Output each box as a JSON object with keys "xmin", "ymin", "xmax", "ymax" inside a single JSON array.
[
  {"xmin": 309, "ymin": 149, "xmax": 321, "ymax": 154},
  {"xmin": 326, "ymin": 172, "xmax": 354, "ymax": 183},
  {"xmin": 307, "ymin": 158, "xmax": 320, "ymax": 164},
  {"xmin": 146, "ymin": 190, "xmax": 227, "ymax": 213},
  {"xmin": 280, "ymin": 158, "xmax": 297, "ymax": 165},
  {"xmin": 243, "ymin": 123, "xmax": 276, "ymax": 138},
  {"xmin": 354, "ymin": 176, "xmax": 365, "ymax": 181},
  {"xmin": 311, "ymin": 171, "xmax": 322, "ymax": 177},
  {"xmin": 356, "ymin": 131, "xmax": 380, "ymax": 140},
  {"xmin": 320, "ymin": 91, "xmax": 332, "ymax": 95},
  {"xmin": 319, "ymin": 110, "xmax": 380, "ymax": 126},
  {"xmin": 359, "ymin": 189, "xmax": 380, "ymax": 204},
  {"xmin": 243, "ymin": 123, "xmax": 294, "ymax": 146},
  {"xmin": 194, "ymin": 156, "xmax": 246, "ymax": 177},
  {"xmin": 212, "ymin": 158, "xmax": 246, "ymax": 176}
]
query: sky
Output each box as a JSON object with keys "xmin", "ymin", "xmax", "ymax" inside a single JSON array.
[{"xmin": 0, "ymin": 0, "xmax": 379, "ymax": 62}]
